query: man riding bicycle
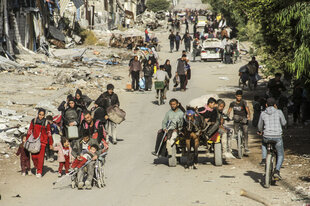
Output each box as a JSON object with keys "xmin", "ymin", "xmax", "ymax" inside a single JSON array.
[
  {"xmin": 257, "ymin": 98, "xmax": 287, "ymax": 179},
  {"xmin": 227, "ymin": 90, "xmax": 251, "ymax": 154}
]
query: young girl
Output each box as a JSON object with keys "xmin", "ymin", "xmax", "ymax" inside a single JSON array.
[
  {"xmin": 54, "ymin": 137, "xmax": 73, "ymax": 177},
  {"xmin": 16, "ymin": 135, "xmax": 31, "ymax": 176}
]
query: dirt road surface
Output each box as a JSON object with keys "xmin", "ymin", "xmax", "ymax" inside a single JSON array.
[{"xmin": 0, "ymin": 31, "xmax": 300, "ymax": 206}]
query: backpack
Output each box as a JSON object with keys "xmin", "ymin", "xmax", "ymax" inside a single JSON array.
[{"xmin": 247, "ymin": 63, "xmax": 257, "ymax": 75}]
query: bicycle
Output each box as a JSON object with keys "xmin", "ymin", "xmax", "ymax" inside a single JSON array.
[
  {"xmin": 154, "ymin": 81, "xmax": 166, "ymax": 106},
  {"xmin": 264, "ymin": 140, "xmax": 278, "ymax": 188},
  {"xmin": 235, "ymin": 119, "xmax": 248, "ymax": 159}
]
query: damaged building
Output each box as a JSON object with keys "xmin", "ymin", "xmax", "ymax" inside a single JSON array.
[{"xmin": 0, "ymin": 0, "xmax": 145, "ymax": 57}]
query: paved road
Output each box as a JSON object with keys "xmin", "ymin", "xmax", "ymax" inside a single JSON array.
[{"xmin": 0, "ymin": 31, "xmax": 297, "ymax": 206}]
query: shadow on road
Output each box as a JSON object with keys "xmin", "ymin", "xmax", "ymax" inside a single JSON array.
[{"xmin": 244, "ymin": 170, "xmax": 265, "ymax": 187}]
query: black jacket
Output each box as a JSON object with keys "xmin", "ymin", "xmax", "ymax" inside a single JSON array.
[
  {"xmin": 95, "ymin": 92, "xmax": 120, "ymax": 111},
  {"xmin": 143, "ymin": 64, "xmax": 154, "ymax": 77},
  {"xmin": 164, "ymin": 64, "xmax": 172, "ymax": 79}
]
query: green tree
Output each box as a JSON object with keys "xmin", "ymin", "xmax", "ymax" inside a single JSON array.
[
  {"xmin": 146, "ymin": 0, "xmax": 170, "ymax": 12},
  {"xmin": 277, "ymin": 2, "xmax": 310, "ymax": 79}
]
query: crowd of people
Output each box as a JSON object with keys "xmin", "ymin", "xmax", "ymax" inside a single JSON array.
[
  {"xmin": 166, "ymin": 10, "xmax": 237, "ymax": 64},
  {"xmin": 128, "ymin": 49, "xmax": 192, "ymax": 100},
  {"xmin": 151, "ymin": 89, "xmax": 288, "ymax": 178},
  {"xmin": 14, "ymin": 8, "xmax": 310, "ymax": 191},
  {"xmin": 16, "ymin": 85, "xmax": 121, "ymax": 189}
]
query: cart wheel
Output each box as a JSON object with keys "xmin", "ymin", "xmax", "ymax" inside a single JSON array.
[
  {"xmin": 168, "ymin": 144, "xmax": 177, "ymax": 167},
  {"xmin": 214, "ymin": 143, "xmax": 223, "ymax": 166}
]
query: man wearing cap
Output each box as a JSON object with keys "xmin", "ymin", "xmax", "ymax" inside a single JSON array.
[{"xmin": 258, "ymin": 98, "xmax": 287, "ymax": 179}]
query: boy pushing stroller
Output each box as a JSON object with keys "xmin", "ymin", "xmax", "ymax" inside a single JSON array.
[{"xmin": 71, "ymin": 132, "xmax": 103, "ymax": 190}]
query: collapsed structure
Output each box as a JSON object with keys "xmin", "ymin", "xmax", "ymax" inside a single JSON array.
[{"xmin": 0, "ymin": 0, "xmax": 146, "ymax": 57}]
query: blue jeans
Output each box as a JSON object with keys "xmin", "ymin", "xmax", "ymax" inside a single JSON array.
[{"xmin": 262, "ymin": 137, "xmax": 284, "ymax": 171}]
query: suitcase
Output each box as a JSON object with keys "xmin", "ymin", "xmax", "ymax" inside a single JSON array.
[
  {"xmin": 107, "ymin": 106, "xmax": 126, "ymax": 124},
  {"xmin": 67, "ymin": 126, "xmax": 79, "ymax": 139}
]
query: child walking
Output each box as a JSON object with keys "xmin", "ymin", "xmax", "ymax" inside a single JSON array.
[
  {"xmin": 54, "ymin": 137, "xmax": 73, "ymax": 177},
  {"xmin": 16, "ymin": 135, "xmax": 31, "ymax": 176}
]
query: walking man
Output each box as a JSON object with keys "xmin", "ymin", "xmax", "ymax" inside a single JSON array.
[
  {"xmin": 168, "ymin": 31, "xmax": 176, "ymax": 53},
  {"xmin": 182, "ymin": 32, "xmax": 193, "ymax": 52},
  {"xmin": 95, "ymin": 84, "xmax": 120, "ymax": 144},
  {"xmin": 176, "ymin": 54, "xmax": 187, "ymax": 91},
  {"xmin": 129, "ymin": 56, "xmax": 142, "ymax": 91},
  {"xmin": 175, "ymin": 32, "xmax": 181, "ymax": 52}
]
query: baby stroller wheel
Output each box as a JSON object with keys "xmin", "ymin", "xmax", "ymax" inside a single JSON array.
[
  {"xmin": 95, "ymin": 160, "xmax": 106, "ymax": 188},
  {"xmin": 71, "ymin": 181, "xmax": 76, "ymax": 189}
]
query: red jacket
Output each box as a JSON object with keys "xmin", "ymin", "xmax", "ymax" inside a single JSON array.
[{"xmin": 26, "ymin": 119, "xmax": 53, "ymax": 146}]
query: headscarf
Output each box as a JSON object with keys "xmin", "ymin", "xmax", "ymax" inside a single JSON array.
[
  {"xmin": 36, "ymin": 108, "xmax": 46, "ymax": 125},
  {"xmin": 75, "ymin": 89, "xmax": 82, "ymax": 99}
]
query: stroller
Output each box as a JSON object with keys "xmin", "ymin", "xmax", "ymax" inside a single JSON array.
[{"xmin": 53, "ymin": 152, "xmax": 107, "ymax": 189}]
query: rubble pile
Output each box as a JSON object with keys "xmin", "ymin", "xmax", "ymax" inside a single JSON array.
[{"xmin": 136, "ymin": 10, "xmax": 167, "ymax": 30}]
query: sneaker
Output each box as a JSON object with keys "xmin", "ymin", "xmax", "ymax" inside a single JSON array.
[
  {"xmin": 27, "ymin": 171, "xmax": 32, "ymax": 176},
  {"xmin": 21, "ymin": 172, "xmax": 26, "ymax": 176},
  {"xmin": 151, "ymin": 151, "xmax": 157, "ymax": 156},
  {"xmin": 259, "ymin": 159, "xmax": 266, "ymax": 166},
  {"xmin": 85, "ymin": 181, "xmax": 92, "ymax": 190},
  {"xmin": 58, "ymin": 173, "xmax": 62, "ymax": 177},
  {"xmin": 155, "ymin": 94, "xmax": 159, "ymax": 99},
  {"xmin": 78, "ymin": 182, "xmax": 84, "ymax": 189},
  {"xmin": 273, "ymin": 170, "xmax": 282, "ymax": 180},
  {"xmin": 36, "ymin": 173, "xmax": 42, "ymax": 178}
]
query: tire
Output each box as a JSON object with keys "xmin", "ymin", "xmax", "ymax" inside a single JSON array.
[
  {"xmin": 265, "ymin": 154, "xmax": 273, "ymax": 188},
  {"xmin": 214, "ymin": 143, "xmax": 223, "ymax": 166},
  {"xmin": 237, "ymin": 130, "xmax": 244, "ymax": 159},
  {"xmin": 168, "ymin": 144, "xmax": 177, "ymax": 167}
]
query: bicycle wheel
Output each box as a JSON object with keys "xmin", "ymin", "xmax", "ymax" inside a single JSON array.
[
  {"xmin": 160, "ymin": 90, "xmax": 164, "ymax": 105},
  {"xmin": 265, "ymin": 154, "xmax": 273, "ymax": 188},
  {"xmin": 237, "ymin": 130, "xmax": 244, "ymax": 159}
]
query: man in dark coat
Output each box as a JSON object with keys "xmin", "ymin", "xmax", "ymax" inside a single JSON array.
[{"xmin": 95, "ymin": 84, "xmax": 120, "ymax": 144}]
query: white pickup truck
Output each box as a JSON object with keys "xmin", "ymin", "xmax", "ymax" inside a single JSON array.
[{"xmin": 200, "ymin": 38, "xmax": 222, "ymax": 62}]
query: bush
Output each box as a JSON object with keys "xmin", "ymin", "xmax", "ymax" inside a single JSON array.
[
  {"xmin": 80, "ymin": 30, "xmax": 98, "ymax": 45},
  {"xmin": 146, "ymin": 0, "xmax": 170, "ymax": 12}
]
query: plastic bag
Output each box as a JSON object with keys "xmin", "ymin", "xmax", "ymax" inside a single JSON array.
[{"xmin": 139, "ymin": 77, "xmax": 145, "ymax": 90}]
